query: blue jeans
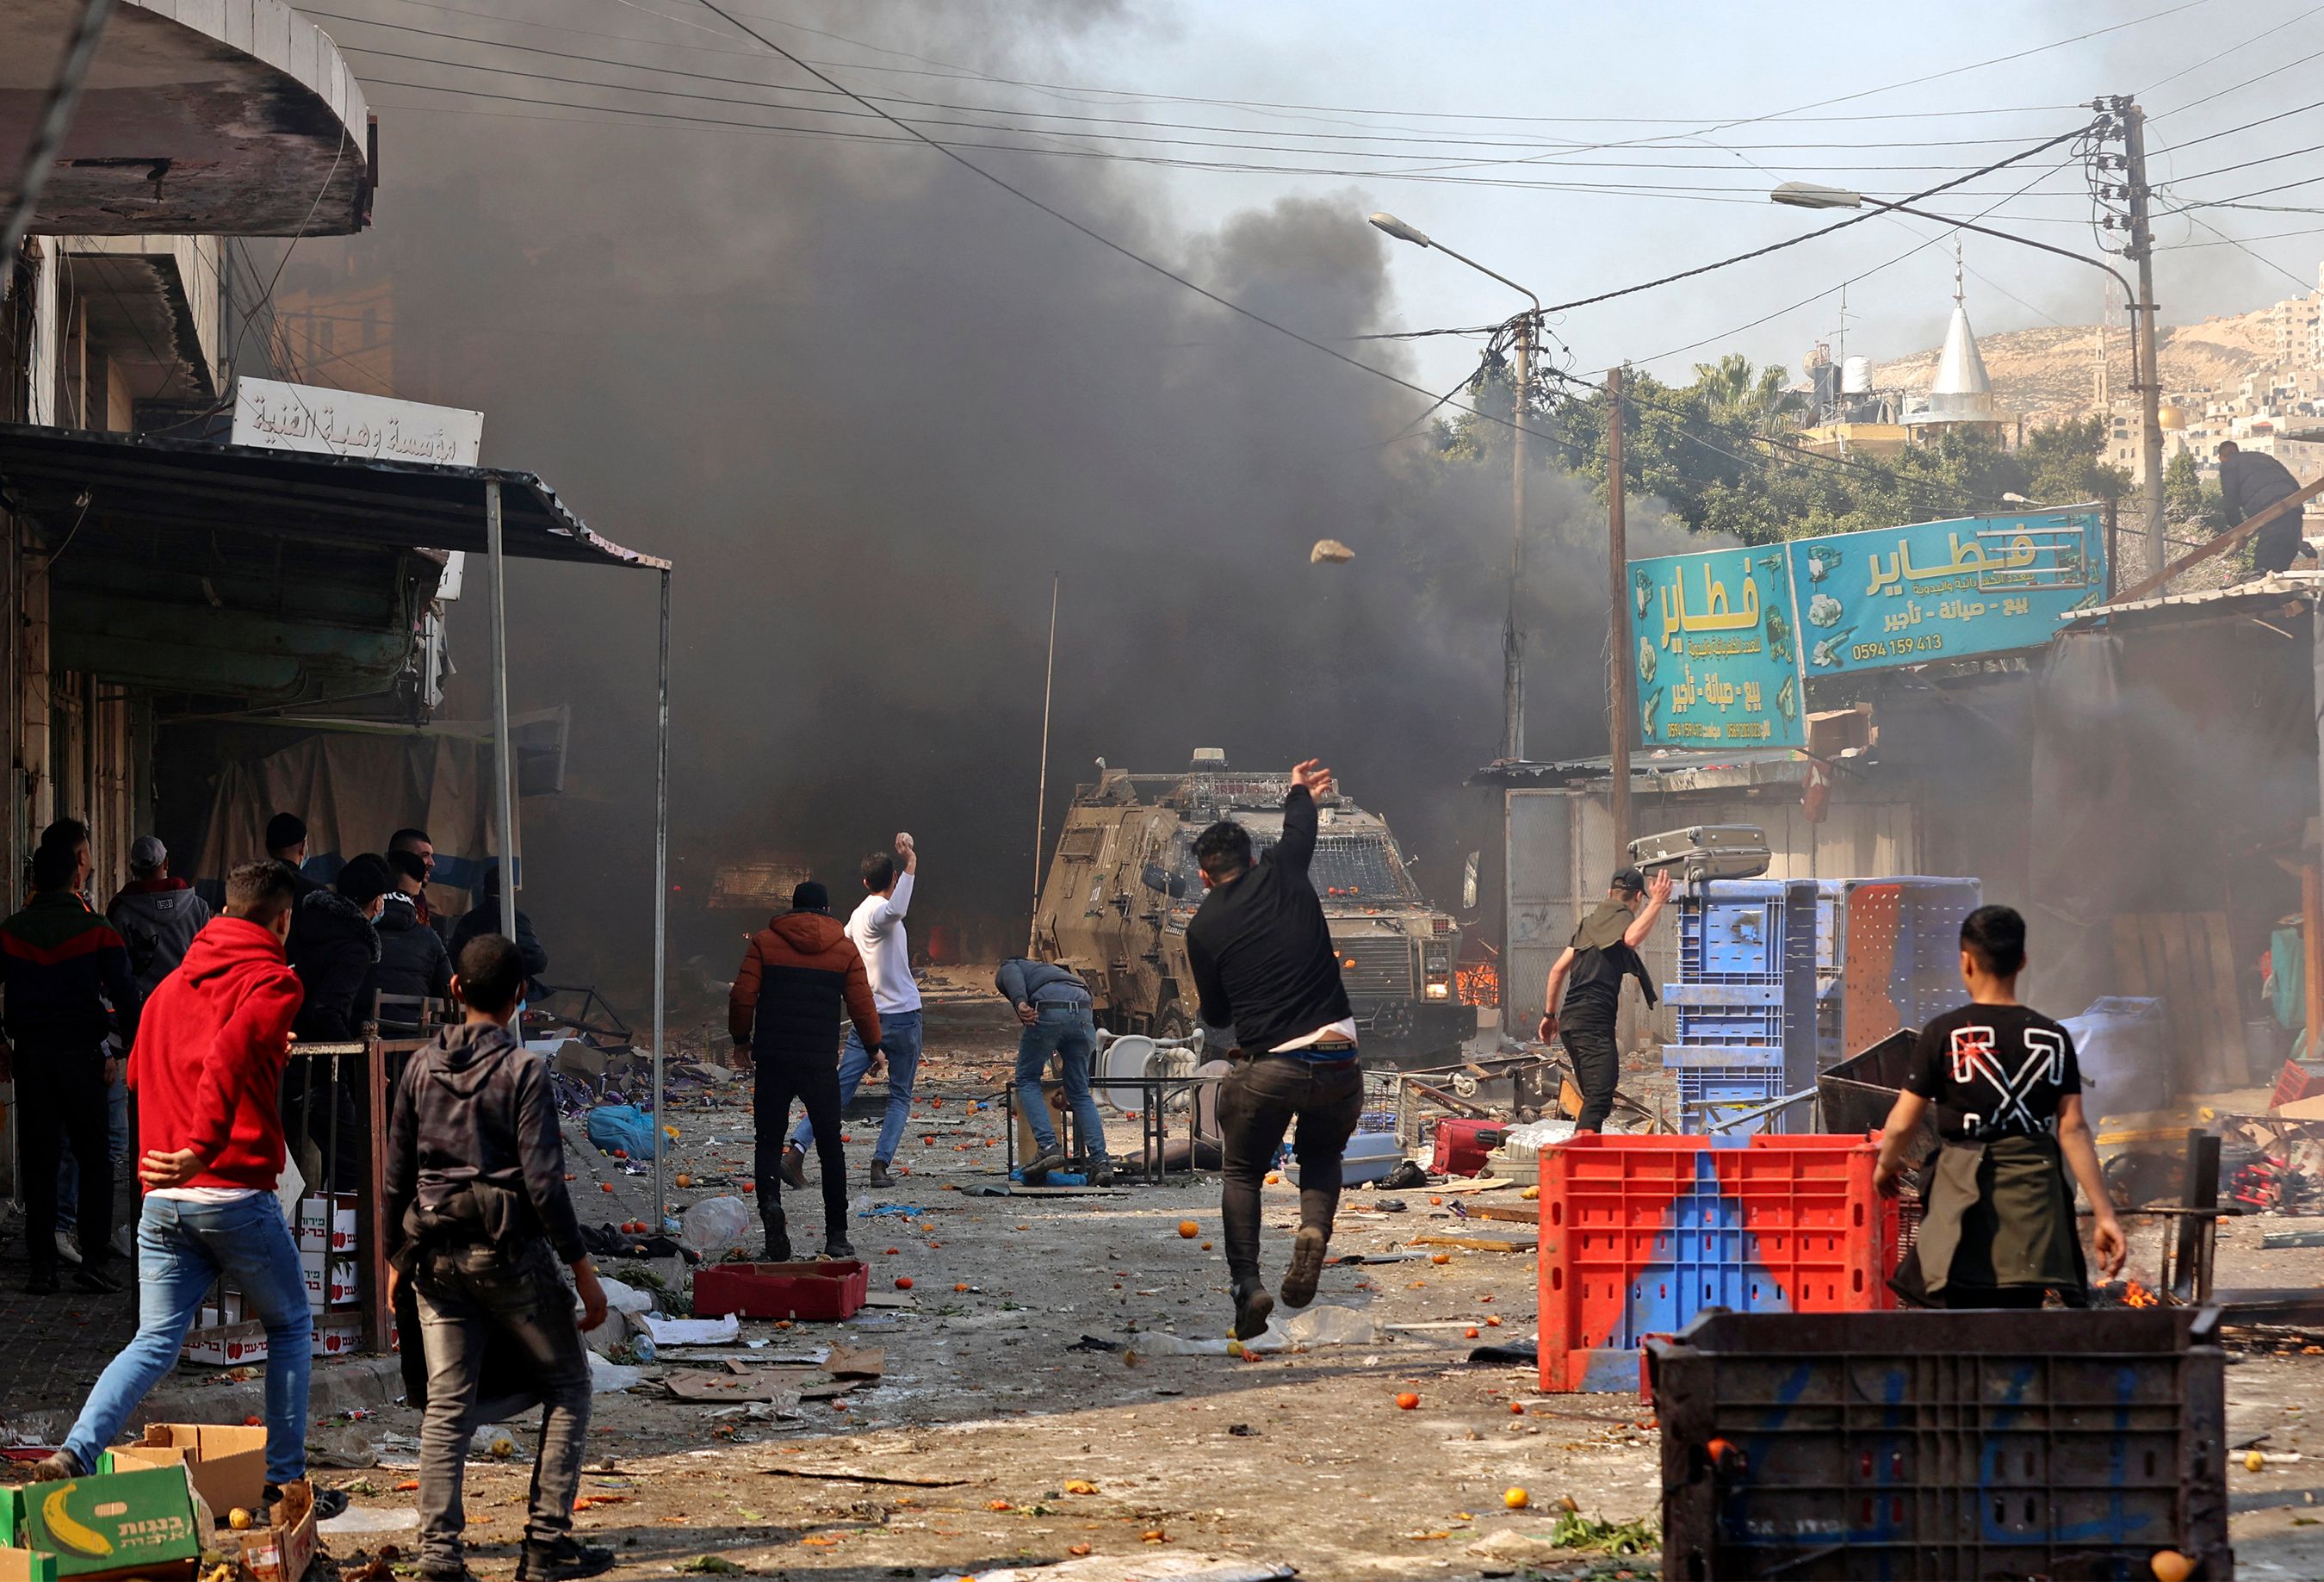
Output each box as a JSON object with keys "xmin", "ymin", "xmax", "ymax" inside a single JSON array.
[
  {"xmin": 1014, "ymin": 1004, "xmax": 1109, "ymax": 1163},
  {"xmin": 65, "ymin": 1193, "xmax": 313, "ymax": 1485},
  {"xmin": 57, "ymin": 1071, "xmax": 130, "ymax": 1227},
  {"xmin": 792, "ymin": 1009, "xmax": 921, "ymax": 1165}
]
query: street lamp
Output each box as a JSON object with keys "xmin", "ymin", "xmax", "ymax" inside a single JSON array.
[
  {"xmin": 1370, "ymin": 211, "xmax": 1542, "ymax": 763},
  {"xmin": 1769, "ymin": 182, "xmax": 2158, "ymax": 580}
]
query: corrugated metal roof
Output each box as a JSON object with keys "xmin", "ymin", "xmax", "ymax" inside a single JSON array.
[
  {"xmin": 2060, "ymin": 571, "xmax": 2320, "ymax": 623},
  {"xmin": 0, "ymin": 424, "xmax": 669, "ymax": 571}
]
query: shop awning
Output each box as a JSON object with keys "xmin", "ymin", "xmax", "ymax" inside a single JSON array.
[{"xmin": 0, "ymin": 423, "xmax": 668, "ymax": 569}]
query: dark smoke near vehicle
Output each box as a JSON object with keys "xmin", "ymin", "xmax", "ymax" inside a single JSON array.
[{"xmin": 277, "ymin": 0, "xmax": 1697, "ymax": 1007}]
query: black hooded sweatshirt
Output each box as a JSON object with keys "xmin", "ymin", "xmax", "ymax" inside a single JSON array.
[{"xmin": 383, "ymin": 1020, "xmax": 586, "ymax": 1265}]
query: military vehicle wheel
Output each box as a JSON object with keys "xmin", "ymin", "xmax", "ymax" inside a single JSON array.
[{"xmin": 1156, "ymin": 1005, "xmax": 1191, "ymax": 1043}]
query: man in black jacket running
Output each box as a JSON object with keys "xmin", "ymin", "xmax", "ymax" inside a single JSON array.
[{"xmin": 1185, "ymin": 758, "xmax": 1358, "ymax": 1340}]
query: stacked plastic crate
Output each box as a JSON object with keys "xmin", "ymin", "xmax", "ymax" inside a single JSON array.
[{"xmin": 1661, "ymin": 881, "xmax": 1820, "ymax": 1134}]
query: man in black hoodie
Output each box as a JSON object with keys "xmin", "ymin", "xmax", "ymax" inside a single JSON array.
[
  {"xmin": 285, "ymin": 854, "xmax": 388, "ymax": 1191},
  {"xmin": 368, "ymin": 851, "xmax": 453, "ymax": 1033},
  {"xmin": 385, "ymin": 934, "xmax": 610, "ymax": 1582}
]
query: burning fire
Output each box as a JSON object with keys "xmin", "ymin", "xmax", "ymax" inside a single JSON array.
[
  {"xmin": 1456, "ymin": 961, "xmax": 1500, "ymax": 1008},
  {"xmin": 2120, "ymin": 1280, "xmax": 2161, "ymax": 1308}
]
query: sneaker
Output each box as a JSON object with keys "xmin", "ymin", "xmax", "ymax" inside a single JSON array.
[
  {"xmin": 778, "ymin": 1145, "xmax": 806, "ymax": 1190},
  {"xmin": 29, "ymin": 1449, "xmax": 83, "ymax": 1483},
  {"xmin": 1022, "ymin": 1149, "xmax": 1064, "ymax": 1182},
  {"xmin": 763, "ymin": 1212, "xmax": 793, "ymax": 1263},
  {"xmin": 1088, "ymin": 1161, "xmax": 1117, "ymax": 1188},
  {"xmin": 418, "ymin": 1560, "xmax": 479, "ymax": 1582},
  {"xmin": 1280, "ymin": 1225, "xmax": 1327, "ymax": 1311},
  {"xmin": 1231, "ymin": 1278, "xmax": 1275, "ymax": 1342},
  {"xmin": 824, "ymin": 1236, "xmax": 857, "ymax": 1261},
  {"xmin": 866, "ymin": 1159, "xmax": 895, "ymax": 1190},
  {"xmin": 72, "ymin": 1263, "xmax": 124, "ymax": 1295},
  {"xmin": 515, "ymin": 1536, "xmax": 615, "ymax": 1582},
  {"xmin": 53, "ymin": 1231, "xmax": 83, "ymax": 1268}
]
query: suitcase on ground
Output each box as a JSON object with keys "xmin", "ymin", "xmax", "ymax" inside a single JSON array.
[{"xmin": 1433, "ymin": 1118, "xmax": 1505, "ymax": 1177}]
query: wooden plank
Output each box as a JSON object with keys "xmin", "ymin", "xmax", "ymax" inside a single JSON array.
[
  {"xmin": 2196, "ymin": 912, "xmax": 2246, "ymax": 1088},
  {"xmin": 2155, "ymin": 915, "xmax": 2203, "ymax": 1085},
  {"xmin": 2113, "ymin": 915, "xmax": 2154, "ymax": 996}
]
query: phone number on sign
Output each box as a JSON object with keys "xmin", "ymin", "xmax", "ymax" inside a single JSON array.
[{"xmin": 1851, "ymin": 634, "xmax": 1943, "ymax": 661}]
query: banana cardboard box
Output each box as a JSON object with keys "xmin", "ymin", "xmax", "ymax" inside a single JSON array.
[
  {"xmin": 98, "ymin": 1433, "xmax": 313, "ymax": 1582},
  {"xmin": 0, "ymin": 1462, "xmax": 208, "ymax": 1580}
]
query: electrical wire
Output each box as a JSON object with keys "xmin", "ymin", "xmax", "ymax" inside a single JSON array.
[{"xmin": 2140, "ymin": 2, "xmax": 2324, "ymax": 95}]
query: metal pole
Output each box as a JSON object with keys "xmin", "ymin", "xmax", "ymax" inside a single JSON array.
[
  {"xmin": 2123, "ymin": 103, "xmax": 2167, "ymax": 588},
  {"xmin": 1606, "ymin": 367, "xmax": 1633, "ymax": 851},
  {"xmin": 1504, "ymin": 314, "xmax": 1530, "ymax": 762},
  {"xmin": 0, "ymin": 0, "xmax": 116, "ymax": 306},
  {"xmin": 652, "ymin": 568, "xmax": 671, "ymax": 1232},
  {"xmin": 1030, "ymin": 573, "xmax": 1057, "ymax": 954},
  {"xmin": 485, "ymin": 480, "xmax": 517, "ymax": 940}
]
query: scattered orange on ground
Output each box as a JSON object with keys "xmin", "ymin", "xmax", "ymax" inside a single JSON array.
[
  {"xmin": 1485, "ymin": 1315, "xmax": 1503, "ymax": 1327},
  {"xmin": 1064, "ymin": 1480, "xmax": 1099, "ymax": 1495},
  {"xmin": 1395, "ymin": 1392, "xmax": 1419, "ymax": 1410},
  {"xmin": 1430, "ymin": 1253, "xmax": 1451, "ymax": 1265},
  {"xmin": 954, "ymin": 1283, "xmax": 970, "ymax": 1293},
  {"xmin": 2151, "ymin": 1552, "xmax": 2195, "ymax": 1582},
  {"xmin": 895, "ymin": 1275, "xmax": 914, "ymax": 1289},
  {"xmin": 1503, "ymin": 1487, "xmax": 1529, "ymax": 1510},
  {"xmin": 1509, "ymin": 1402, "xmax": 1526, "ymax": 1416},
  {"xmin": 1178, "ymin": 1220, "xmax": 1200, "ymax": 1238}
]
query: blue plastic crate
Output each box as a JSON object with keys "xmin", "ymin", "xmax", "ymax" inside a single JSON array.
[
  {"xmin": 1676, "ymin": 881, "xmax": 1794, "ymax": 984},
  {"xmin": 1673, "ymin": 1060, "xmax": 1793, "ymax": 1136}
]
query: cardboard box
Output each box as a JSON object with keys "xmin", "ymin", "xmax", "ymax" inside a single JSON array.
[
  {"xmin": 1, "ymin": 1463, "xmax": 208, "ymax": 1579},
  {"xmin": 298, "ymin": 1253, "xmax": 357, "ymax": 1311},
  {"xmin": 294, "ymin": 1196, "xmax": 356, "ymax": 1254},
  {"xmin": 213, "ymin": 1481, "xmax": 315, "ymax": 1582},
  {"xmin": 103, "ymin": 1425, "xmax": 266, "ymax": 1519},
  {"xmin": 0, "ymin": 1548, "xmax": 59, "ymax": 1582},
  {"xmin": 312, "ymin": 1313, "xmax": 363, "ymax": 1359},
  {"xmin": 181, "ymin": 1319, "xmax": 269, "ymax": 1367}
]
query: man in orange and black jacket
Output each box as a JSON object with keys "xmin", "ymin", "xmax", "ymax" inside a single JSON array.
[{"xmin": 730, "ymin": 880, "xmax": 880, "ymax": 1262}]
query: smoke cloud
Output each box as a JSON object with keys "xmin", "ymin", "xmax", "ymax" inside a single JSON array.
[{"xmin": 282, "ymin": 1, "xmax": 1694, "ymax": 1002}]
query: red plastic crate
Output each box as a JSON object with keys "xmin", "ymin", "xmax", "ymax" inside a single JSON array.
[
  {"xmin": 2271, "ymin": 1058, "xmax": 2324, "ymax": 1109},
  {"xmin": 692, "ymin": 1259, "xmax": 869, "ymax": 1322},
  {"xmin": 1537, "ymin": 1133, "xmax": 1903, "ymax": 1392},
  {"xmin": 1431, "ymin": 1119, "xmax": 1504, "ymax": 1176}
]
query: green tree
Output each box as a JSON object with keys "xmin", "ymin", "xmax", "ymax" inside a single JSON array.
[{"xmin": 2163, "ymin": 449, "xmax": 2225, "ymax": 535}]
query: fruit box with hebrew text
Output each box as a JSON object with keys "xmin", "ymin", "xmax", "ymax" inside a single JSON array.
[{"xmin": 1, "ymin": 1463, "xmax": 208, "ymax": 1580}]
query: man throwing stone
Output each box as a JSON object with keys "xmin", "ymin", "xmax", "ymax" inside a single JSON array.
[
  {"xmin": 784, "ymin": 833, "xmax": 920, "ymax": 1191},
  {"xmin": 1185, "ymin": 759, "xmax": 1359, "ymax": 1341}
]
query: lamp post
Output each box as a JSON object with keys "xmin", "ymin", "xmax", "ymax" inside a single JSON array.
[
  {"xmin": 1769, "ymin": 182, "xmax": 2151, "ymax": 576},
  {"xmin": 1371, "ymin": 211, "xmax": 1541, "ymax": 762}
]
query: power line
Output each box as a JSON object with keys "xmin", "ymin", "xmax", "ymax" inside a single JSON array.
[{"xmin": 2140, "ymin": 2, "xmax": 2324, "ymax": 95}]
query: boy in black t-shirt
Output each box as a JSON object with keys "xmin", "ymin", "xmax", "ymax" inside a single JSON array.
[{"xmin": 1874, "ymin": 905, "xmax": 2127, "ymax": 1307}]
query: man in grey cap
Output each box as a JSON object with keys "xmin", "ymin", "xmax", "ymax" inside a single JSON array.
[
  {"xmin": 1538, "ymin": 866, "xmax": 1673, "ymax": 1133},
  {"xmin": 108, "ymin": 837, "xmax": 213, "ymax": 998}
]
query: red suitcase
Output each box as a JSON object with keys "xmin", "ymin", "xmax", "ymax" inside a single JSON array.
[{"xmin": 1432, "ymin": 1119, "xmax": 1505, "ymax": 1177}]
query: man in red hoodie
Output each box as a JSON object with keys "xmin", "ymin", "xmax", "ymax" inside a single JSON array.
[{"xmin": 34, "ymin": 861, "xmax": 333, "ymax": 1512}]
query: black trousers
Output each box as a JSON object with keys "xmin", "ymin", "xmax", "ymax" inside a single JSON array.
[
  {"xmin": 753, "ymin": 1055, "xmax": 846, "ymax": 1244},
  {"xmin": 1940, "ymin": 1284, "xmax": 2048, "ymax": 1310},
  {"xmin": 18, "ymin": 1052, "xmax": 114, "ymax": 1278},
  {"xmin": 1218, "ymin": 1054, "xmax": 1363, "ymax": 1287},
  {"xmin": 282, "ymin": 1051, "xmax": 368, "ymax": 1194},
  {"xmin": 1562, "ymin": 1017, "xmax": 1621, "ymax": 1132},
  {"xmin": 2253, "ymin": 516, "xmax": 2313, "ymax": 575}
]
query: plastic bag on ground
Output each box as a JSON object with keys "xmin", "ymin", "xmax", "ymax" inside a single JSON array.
[
  {"xmin": 594, "ymin": 1276, "xmax": 654, "ymax": 1315},
  {"xmin": 1245, "ymin": 1305, "xmax": 1374, "ymax": 1353},
  {"xmin": 587, "ymin": 1351, "xmax": 644, "ymax": 1393},
  {"xmin": 585, "ymin": 1104, "xmax": 656, "ymax": 1160},
  {"xmin": 639, "ymin": 1312, "xmax": 740, "ymax": 1347},
  {"xmin": 680, "ymin": 1194, "xmax": 750, "ymax": 1255},
  {"xmin": 1131, "ymin": 1331, "xmax": 1232, "ymax": 1356},
  {"xmin": 318, "ymin": 1505, "xmax": 420, "ymax": 1536}
]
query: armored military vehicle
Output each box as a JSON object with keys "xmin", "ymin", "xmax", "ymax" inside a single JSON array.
[{"xmin": 1031, "ymin": 750, "xmax": 1470, "ymax": 1063}]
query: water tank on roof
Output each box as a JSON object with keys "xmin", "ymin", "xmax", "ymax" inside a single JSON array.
[{"xmin": 1841, "ymin": 356, "xmax": 1871, "ymax": 394}]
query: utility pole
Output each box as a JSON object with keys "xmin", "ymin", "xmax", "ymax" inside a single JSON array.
[
  {"xmin": 2122, "ymin": 102, "xmax": 2167, "ymax": 587},
  {"xmin": 1504, "ymin": 314, "xmax": 1532, "ymax": 762},
  {"xmin": 1606, "ymin": 367, "xmax": 1632, "ymax": 851}
]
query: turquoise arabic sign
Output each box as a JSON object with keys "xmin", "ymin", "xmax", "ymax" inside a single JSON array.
[
  {"xmin": 1630, "ymin": 508, "xmax": 2106, "ymax": 750},
  {"xmin": 1632, "ymin": 544, "xmax": 1805, "ymax": 748},
  {"xmin": 1790, "ymin": 509, "xmax": 2104, "ymax": 678}
]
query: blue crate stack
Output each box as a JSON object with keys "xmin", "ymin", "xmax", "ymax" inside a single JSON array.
[{"xmin": 1662, "ymin": 880, "xmax": 1822, "ymax": 1135}]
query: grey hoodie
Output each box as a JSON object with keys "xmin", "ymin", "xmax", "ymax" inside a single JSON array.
[
  {"xmin": 108, "ymin": 879, "xmax": 213, "ymax": 997},
  {"xmin": 383, "ymin": 1020, "xmax": 586, "ymax": 1265}
]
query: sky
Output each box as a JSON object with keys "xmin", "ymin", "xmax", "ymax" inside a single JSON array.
[{"xmin": 269, "ymin": 0, "xmax": 2324, "ymax": 993}]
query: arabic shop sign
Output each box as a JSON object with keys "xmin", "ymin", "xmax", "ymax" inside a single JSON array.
[
  {"xmin": 1791, "ymin": 509, "xmax": 2104, "ymax": 678},
  {"xmin": 1631, "ymin": 544, "xmax": 1805, "ymax": 748},
  {"xmin": 1629, "ymin": 508, "xmax": 2105, "ymax": 751}
]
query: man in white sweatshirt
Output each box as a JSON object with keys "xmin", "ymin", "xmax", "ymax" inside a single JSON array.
[{"xmin": 781, "ymin": 833, "xmax": 920, "ymax": 1190}]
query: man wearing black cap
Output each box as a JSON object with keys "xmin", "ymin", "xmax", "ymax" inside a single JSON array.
[
  {"xmin": 1539, "ymin": 866, "xmax": 1673, "ymax": 1133},
  {"xmin": 729, "ymin": 881, "xmax": 881, "ymax": 1261}
]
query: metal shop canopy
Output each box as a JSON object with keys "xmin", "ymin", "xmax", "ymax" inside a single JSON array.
[{"xmin": 0, "ymin": 423, "xmax": 680, "ymax": 1207}]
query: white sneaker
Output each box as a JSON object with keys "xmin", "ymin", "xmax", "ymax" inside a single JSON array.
[
  {"xmin": 53, "ymin": 1231, "xmax": 83, "ymax": 1267},
  {"xmin": 110, "ymin": 1225, "xmax": 135, "ymax": 1259}
]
